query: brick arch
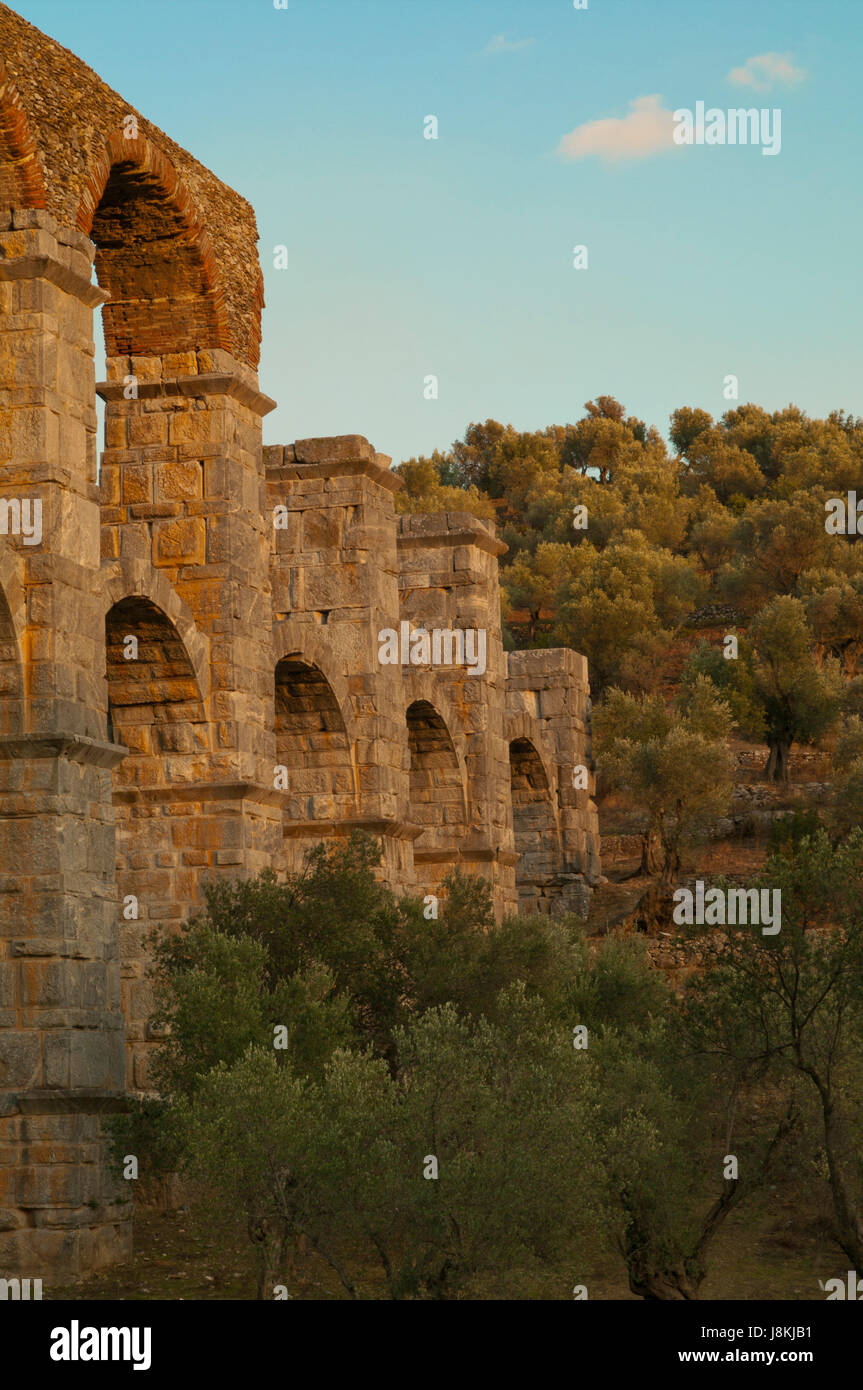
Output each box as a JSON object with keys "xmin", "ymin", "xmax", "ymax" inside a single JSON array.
[
  {"xmin": 101, "ymin": 564, "xmax": 210, "ymax": 704},
  {"xmin": 0, "ymin": 60, "xmax": 47, "ymax": 220},
  {"xmin": 77, "ymin": 129, "xmax": 231, "ymax": 359},
  {"xmin": 406, "ymin": 699, "xmax": 469, "ymax": 864}
]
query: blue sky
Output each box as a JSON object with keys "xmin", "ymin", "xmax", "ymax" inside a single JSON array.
[{"xmin": 13, "ymin": 0, "xmax": 863, "ymax": 464}]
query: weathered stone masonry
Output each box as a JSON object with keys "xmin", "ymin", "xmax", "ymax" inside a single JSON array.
[{"xmin": 0, "ymin": 3, "xmax": 600, "ymax": 1280}]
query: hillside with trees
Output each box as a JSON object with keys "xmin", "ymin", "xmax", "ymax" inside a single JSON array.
[
  {"xmin": 395, "ymin": 398, "xmax": 863, "ymax": 929},
  {"xmin": 61, "ymin": 400, "xmax": 863, "ymax": 1303}
]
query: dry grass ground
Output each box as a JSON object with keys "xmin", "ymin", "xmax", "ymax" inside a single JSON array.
[{"xmin": 46, "ymin": 1180, "xmax": 848, "ymax": 1302}]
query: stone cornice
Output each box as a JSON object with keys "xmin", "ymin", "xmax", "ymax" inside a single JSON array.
[
  {"xmin": 2, "ymin": 1089, "xmax": 129, "ymax": 1116},
  {"xmin": 397, "ymin": 513, "xmax": 508, "ymax": 557},
  {"xmin": 282, "ymin": 815, "xmax": 424, "ymax": 842},
  {"xmin": 0, "ymin": 733, "xmax": 127, "ymax": 768},
  {"xmin": 95, "ymin": 372, "xmax": 277, "ymax": 417},
  {"xmin": 0, "ymin": 249, "xmax": 108, "ymax": 307},
  {"xmin": 111, "ymin": 780, "xmax": 286, "ymax": 807}
]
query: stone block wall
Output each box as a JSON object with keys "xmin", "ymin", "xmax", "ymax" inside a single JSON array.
[
  {"xmin": 507, "ymin": 648, "xmax": 601, "ymax": 915},
  {"xmin": 265, "ymin": 437, "xmax": 417, "ymax": 888},
  {"xmin": 397, "ymin": 513, "xmax": 518, "ymax": 912}
]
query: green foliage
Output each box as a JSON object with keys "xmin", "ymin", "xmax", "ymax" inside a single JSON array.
[
  {"xmin": 831, "ymin": 717, "xmax": 863, "ymax": 836},
  {"xmin": 173, "ymin": 835, "xmax": 417, "ymax": 1061},
  {"xmin": 129, "ymin": 836, "xmax": 855, "ymax": 1300},
  {"xmin": 594, "ymin": 684, "xmax": 735, "ymax": 876},
  {"xmin": 394, "ymin": 450, "xmax": 496, "ymax": 519},
  {"xmin": 678, "ymin": 638, "xmax": 766, "ymax": 740},
  {"xmin": 766, "ymin": 807, "xmax": 823, "ymax": 856},
  {"xmin": 680, "ymin": 830, "xmax": 863, "ymax": 1265},
  {"xmin": 105, "ymin": 1096, "xmax": 185, "ymax": 1184},
  {"xmin": 748, "ymin": 597, "xmax": 842, "ymax": 771},
  {"xmin": 175, "ymin": 996, "xmax": 598, "ymax": 1299},
  {"xmin": 400, "ymin": 877, "xmax": 590, "ymax": 1024},
  {"xmin": 565, "ymin": 933, "xmax": 670, "ymax": 1036}
]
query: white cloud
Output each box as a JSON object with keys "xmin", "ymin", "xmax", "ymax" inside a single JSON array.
[
  {"xmin": 727, "ymin": 52, "xmax": 806, "ymax": 92},
  {"xmin": 557, "ymin": 95, "xmax": 679, "ymax": 162},
  {"xmin": 485, "ymin": 34, "xmax": 534, "ymax": 54}
]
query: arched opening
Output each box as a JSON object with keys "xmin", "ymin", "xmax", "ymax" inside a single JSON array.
[
  {"xmin": 407, "ymin": 700, "xmax": 467, "ymax": 880},
  {"xmin": 275, "ymin": 656, "xmax": 357, "ymax": 831},
  {"xmin": 106, "ymin": 595, "xmax": 208, "ymax": 1090},
  {"xmin": 509, "ymin": 737, "xmax": 560, "ymax": 912},
  {"xmin": 81, "ymin": 135, "xmax": 228, "ymax": 360},
  {"xmin": 107, "ymin": 596, "xmax": 207, "ymax": 774}
]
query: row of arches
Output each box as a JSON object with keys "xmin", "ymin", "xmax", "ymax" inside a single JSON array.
[
  {"xmin": 0, "ymin": 579, "xmax": 563, "ymax": 892},
  {"xmin": 272, "ymin": 658, "xmax": 559, "ymax": 885}
]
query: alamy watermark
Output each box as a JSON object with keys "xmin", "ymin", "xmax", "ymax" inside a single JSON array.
[
  {"xmin": 50, "ymin": 1322, "xmax": 151, "ymax": 1371},
  {"xmin": 0, "ymin": 497, "xmax": 42, "ymax": 545},
  {"xmin": 378, "ymin": 621, "xmax": 487, "ymax": 676},
  {"xmin": 820, "ymin": 1271, "xmax": 863, "ymax": 1299},
  {"xmin": 672, "ymin": 880, "xmax": 781, "ymax": 934},
  {"xmin": 673, "ymin": 102, "xmax": 782, "ymax": 156},
  {"xmin": 0, "ymin": 1276, "xmax": 42, "ymax": 1300},
  {"xmin": 825, "ymin": 492, "xmax": 863, "ymax": 534}
]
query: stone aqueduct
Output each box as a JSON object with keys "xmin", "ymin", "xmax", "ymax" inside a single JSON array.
[{"xmin": 0, "ymin": 4, "xmax": 600, "ymax": 1279}]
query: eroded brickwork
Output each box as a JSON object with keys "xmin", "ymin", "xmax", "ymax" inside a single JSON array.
[{"xmin": 0, "ymin": 4, "xmax": 600, "ymax": 1282}]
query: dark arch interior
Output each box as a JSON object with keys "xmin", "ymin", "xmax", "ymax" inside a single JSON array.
[
  {"xmin": 91, "ymin": 161, "xmax": 223, "ymax": 357},
  {"xmin": 407, "ymin": 699, "xmax": 466, "ymax": 855},
  {"xmin": 275, "ymin": 656, "xmax": 356, "ymax": 823},
  {"xmin": 509, "ymin": 737, "xmax": 559, "ymax": 887},
  {"xmin": 106, "ymin": 595, "xmax": 206, "ymax": 774}
]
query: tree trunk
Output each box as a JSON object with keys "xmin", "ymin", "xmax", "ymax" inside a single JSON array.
[
  {"xmin": 659, "ymin": 843, "xmax": 681, "ymax": 887},
  {"xmin": 627, "ymin": 1182, "xmax": 739, "ymax": 1300},
  {"xmin": 765, "ymin": 736, "xmax": 790, "ymax": 783},
  {"xmin": 627, "ymin": 883, "xmax": 673, "ymax": 936},
  {"xmin": 639, "ymin": 828, "xmax": 664, "ymax": 876},
  {"xmin": 622, "ymin": 1108, "xmax": 795, "ymax": 1300},
  {"xmin": 821, "ymin": 1099, "xmax": 863, "ymax": 1268}
]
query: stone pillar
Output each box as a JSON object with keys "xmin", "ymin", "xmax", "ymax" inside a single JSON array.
[
  {"xmin": 507, "ymin": 648, "xmax": 601, "ymax": 916},
  {"xmin": 397, "ymin": 514, "xmax": 518, "ymax": 917},
  {"xmin": 0, "ymin": 211, "xmax": 130, "ymax": 1278},
  {"xmin": 98, "ymin": 350, "xmax": 282, "ymax": 1091},
  {"xmin": 266, "ymin": 437, "xmax": 416, "ymax": 888}
]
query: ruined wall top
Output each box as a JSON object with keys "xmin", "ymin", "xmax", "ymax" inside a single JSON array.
[
  {"xmin": 397, "ymin": 511, "xmax": 507, "ymax": 558},
  {"xmin": 264, "ymin": 438, "xmax": 400, "ymax": 491},
  {"xmin": 0, "ymin": 3, "xmax": 264, "ymax": 367}
]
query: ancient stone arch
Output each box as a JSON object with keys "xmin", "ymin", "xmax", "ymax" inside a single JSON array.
[
  {"xmin": 508, "ymin": 736, "xmax": 562, "ymax": 913},
  {"xmin": 79, "ymin": 130, "xmax": 231, "ymax": 361},
  {"xmin": 406, "ymin": 698, "xmax": 469, "ymax": 892},
  {"xmin": 275, "ymin": 653, "xmax": 360, "ymax": 861},
  {"xmin": 101, "ymin": 563, "xmax": 211, "ymax": 704},
  {"xmin": 105, "ymin": 593, "xmax": 212, "ymax": 1092},
  {"xmin": 272, "ymin": 622, "xmax": 359, "ymax": 745},
  {"xmin": 0, "ymin": 2, "xmax": 600, "ymax": 1283}
]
